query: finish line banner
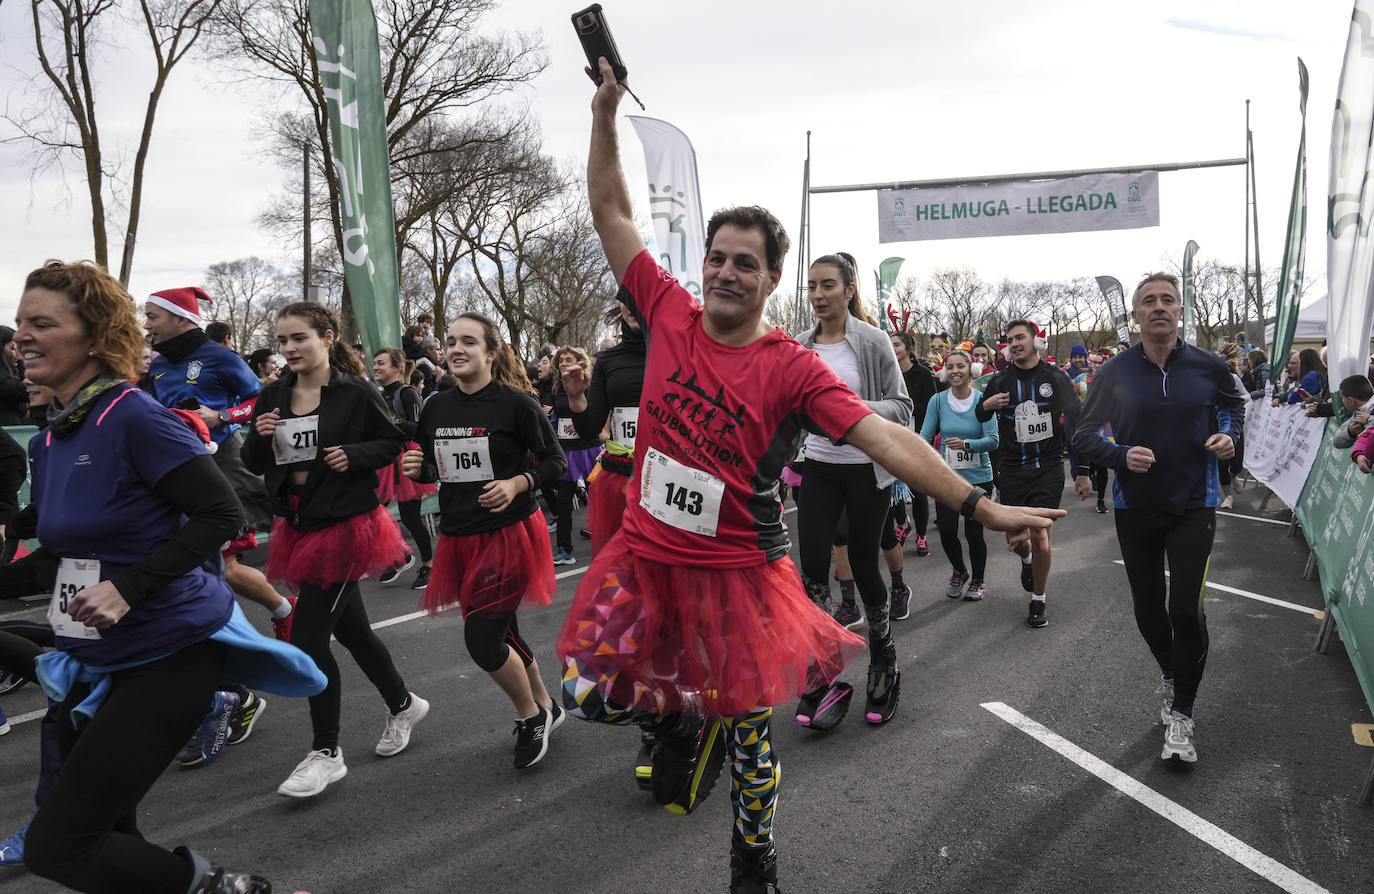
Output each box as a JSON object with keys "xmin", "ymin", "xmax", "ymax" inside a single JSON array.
[{"xmin": 877, "ymin": 171, "xmax": 1160, "ymax": 243}]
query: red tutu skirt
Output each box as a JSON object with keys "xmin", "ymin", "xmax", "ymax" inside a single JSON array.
[
  {"xmin": 221, "ymin": 528, "xmax": 259, "ymax": 560},
  {"xmin": 264, "ymin": 504, "xmax": 410, "ymax": 592},
  {"xmin": 586, "ymin": 466, "xmax": 631, "ymax": 555},
  {"xmin": 422, "ymin": 513, "xmax": 556, "ymax": 618},
  {"xmin": 556, "ymin": 530, "xmax": 866, "ymax": 717},
  {"xmin": 376, "ymin": 441, "xmax": 439, "ymax": 504}
]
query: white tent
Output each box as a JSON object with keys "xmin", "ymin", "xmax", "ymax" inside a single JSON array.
[{"xmin": 1261, "ymin": 295, "xmax": 1372, "ymax": 344}]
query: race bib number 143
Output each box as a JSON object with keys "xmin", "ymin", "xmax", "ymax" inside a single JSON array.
[{"xmin": 638, "ymin": 448, "xmax": 724, "ymax": 537}]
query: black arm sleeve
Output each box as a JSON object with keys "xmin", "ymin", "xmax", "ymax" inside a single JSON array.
[
  {"xmin": 0, "ymin": 546, "xmax": 60, "ymax": 601},
  {"xmin": 110, "ymin": 454, "xmax": 245, "ymax": 605},
  {"xmin": 395, "ymin": 386, "xmax": 423, "ymax": 440},
  {"xmin": 571, "ymin": 361, "xmax": 612, "ymax": 440},
  {"xmin": 518, "ymin": 397, "xmax": 568, "ymax": 488},
  {"xmin": 0, "ymin": 428, "xmax": 26, "ymax": 525}
]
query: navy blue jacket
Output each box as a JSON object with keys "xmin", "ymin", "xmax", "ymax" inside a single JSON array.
[{"xmin": 1072, "ymin": 340, "xmax": 1245, "ymax": 514}]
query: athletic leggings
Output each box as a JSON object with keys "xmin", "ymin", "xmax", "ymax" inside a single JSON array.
[
  {"xmin": 25, "ymin": 640, "xmax": 226, "ymax": 894},
  {"xmin": 934, "ymin": 482, "xmax": 993, "ymax": 578},
  {"xmin": 0, "ymin": 628, "xmax": 43, "ymax": 683},
  {"xmin": 798, "ymin": 460, "xmax": 894, "ymax": 664},
  {"xmin": 1090, "ymin": 465, "xmax": 1109, "ymax": 500},
  {"xmin": 555, "ymin": 480, "xmax": 577, "ymax": 552},
  {"xmin": 561, "ymin": 683, "xmax": 778, "ymax": 850},
  {"xmin": 395, "ymin": 499, "xmax": 433, "ymax": 562},
  {"xmin": 1114, "ymin": 507, "xmax": 1214, "ymax": 712},
  {"xmin": 463, "ymin": 612, "xmax": 534, "ymax": 673},
  {"xmin": 292, "ymin": 580, "xmax": 410, "ymax": 751}
]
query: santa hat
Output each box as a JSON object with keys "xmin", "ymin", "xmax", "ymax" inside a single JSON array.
[
  {"xmin": 1000, "ymin": 322, "xmax": 1049, "ymax": 362},
  {"xmin": 147, "ymin": 287, "xmax": 211, "ymax": 326}
]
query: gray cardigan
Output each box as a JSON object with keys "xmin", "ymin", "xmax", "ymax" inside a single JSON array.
[{"xmin": 794, "ymin": 315, "xmax": 913, "ymax": 488}]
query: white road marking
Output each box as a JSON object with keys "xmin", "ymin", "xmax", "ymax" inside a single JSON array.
[
  {"xmin": 1217, "ymin": 511, "xmax": 1289, "ymax": 526},
  {"xmin": 1109, "ymin": 561, "xmax": 1317, "ymax": 615},
  {"xmin": 981, "ymin": 702, "xmax": 1333, "ymax": 894}
]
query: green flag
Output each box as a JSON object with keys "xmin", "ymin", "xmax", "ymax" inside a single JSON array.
[
  {"xmin": 1181, "ymin": 240, "xmax": 1199, "ymax": 345},
  {"xmin": 1271, "ymin": 58, "xmax": 1309, "ymax": 373},
  {"xmin": 876, "ymin": 257, "xmax": 904, "ymax": 331},
  {"xmin": 309, "ymin": 0, "xmax": 403, "ymax": 359}
]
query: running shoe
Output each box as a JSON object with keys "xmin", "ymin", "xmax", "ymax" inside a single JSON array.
[
  {"xmin": 0, "ymin": 817, "xmax": 28, "ymax": 867},
  {"xmin": 0, "ymin": 671, "xmax": 26, "ymax": 696},
  {"xmin": 1026, "ymin": 600, "xmax": 1047, "ymax": 628},
  {"xmin": 656, "ymin": 715, "xmax": 728, "ymax": 816},
  {"xmin": 730, "ymin": 839, "xmax": 779, "ymax": 894},
  {"xmin": 890, "ymin": 582, "xmax": 912, "ymax": 620},
  {"xmin": 915, "ymin": 535, "xmax": 930, "ymax": 557},
  {"xmin": 1096, "ymin": 499, "xmax": 1108, "ymax": 514},
  {"xmin": 0, "ymin": 706, "xmax": 8, "ymax": 737},
  {"xmin": 1020, "ymin": 560, "xmax": 1034, "ymax": 593},
  {"xmin": 1219, "ymin": 495, "xmax": 1233, "ymax": 510},
  {"xmin": 892, "ymin": 521, "xmax": 912, "ymax": 547},
  {"xmin": 864, "ymin": 664, "xmax": 901, "ymax": 725},
  {"xmin": 963, "ymin": 579, "xmax": 986, "ymax": 601},
  {"xmin": 552, "ymin": 550, "xmax": 577, "ymax": 566},
  {"xmin": 833, "ymin": 601, "xmax": 863, "ymax": 630},
  {"xmin": 945, "ymin": 570, "xmax": 970, "ymax": 599},
  {"xmin": 548, "ymin": 696, "xmax": 566, "ymax": 733},
  {"xmin": 176, "ymin": 690, "xmax": 239, "ymax": 767},
  {"xmin": 546, "ymin": 520, "xmax": 557, "ymax": 533},
  {"xmin": 513, "ymin": 704, "xmax": 552, "ymax": 769},
  {"xmin": 226, "ymin": 691, "xmax": 267, "ymax": 747},
  {"xmin": 634, "ymin": 727, "xmax": 658, "ymax": 791},
  {"xmin": 376, "ymin": 693, "xmax": 430, "ymax": 757},
  {"xmin": 580, "ymin": 528, "xmax": 592, "ymax": 539},
  {"xmin": 270, "ymin": 595, "xmax": 297, "ymax": 643},
  {"xmin": 191, "ymin": 865, "xmax": 273, "ymax": 893},
  {"xmin": 1162, "ymin": 710, "xmax": 1197, "ymax": 763},
  {"xmin": 408, "ymin": 565, "xmax": 431, "ymax": 591},
  {"xmin": 378, "ymin": 553, "xmax": 415, "ymax": 584},
  {"xmin": 1157, "ymin": 677, "xmax": 1176, "ymax": 725},
  {"xmin": 277, "ymin": 748, "xmax": 347, "ymax": 798},
  {"xmin": 794, "ymin": 681, "xmax": 852, "ymax": 731}
]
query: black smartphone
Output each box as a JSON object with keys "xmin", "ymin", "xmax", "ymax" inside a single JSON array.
[
  {"xmin": 571, "ymin": 4, "xmax": 628, "ymax": 84},
  {"xmin": 176, "ymin": 397, "xmax": 201, "ymax": 410}
]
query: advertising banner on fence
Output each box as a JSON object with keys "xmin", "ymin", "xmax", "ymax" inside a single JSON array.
[
  {"xmin": 1242, "ymin": 397, "xmax": 1326, "ymax": 507},
  {"xmin": 628, "ymin": 116, "xmax": 706, "ymax": 299},
  {"xmin": 877, "ymin": 171, "xmax": 1159, "ymax": 243}
]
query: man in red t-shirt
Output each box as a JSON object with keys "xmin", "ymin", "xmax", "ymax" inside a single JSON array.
[{"xmin": 557, "ymin": 57, "xmax": 1064, "ymax": 894}]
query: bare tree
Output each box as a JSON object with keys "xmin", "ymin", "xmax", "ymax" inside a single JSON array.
[
  {"xmin": 764, "ymin": 290, "xmax": 811, "ymax": 336},
  {"xmin": 203, "ymin": 256, "xmax": 292, "ymax": 351},
  {"xmin": 4, "ymin": 0, "xmax": 225, "ymax": 283},
  {"xmin": 925, "ymin": 267, "xmax": 989, "ymax": 342}
]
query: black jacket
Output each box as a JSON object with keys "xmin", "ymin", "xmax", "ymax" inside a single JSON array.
[{"xmin": 242, "ymin": 368, "xmax": 404, "ymax": 531}]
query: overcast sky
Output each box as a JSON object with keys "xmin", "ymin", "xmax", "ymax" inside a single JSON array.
[{"xmin": 0, "ymin": 0, "xmax": 1358, "ymax": 334}]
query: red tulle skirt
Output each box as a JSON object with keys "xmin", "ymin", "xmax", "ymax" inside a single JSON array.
[
  {"xmin": 376, "ymin": 441, "xmax": 439, "ymax": 504},
  {"xmin": 422, "ymin": 513, "xmax": 556, "ymax": 618},
  {"xmin": 586, "ymin": 467, "xmax": 631, "ymax": 555},
  {"xmin": 264, "ymin": 504, "xmax": 410, "ymax": 591},
  {"xmin": 556, "ymin": 530, "xmax": 866, "ymax": 717},
  {"xmin": 221, "ymin": 529, "xmax": 259, "ymax": 559}
]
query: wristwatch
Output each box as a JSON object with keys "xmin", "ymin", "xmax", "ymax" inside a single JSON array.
[
  {"xmin": 217, "ymin": 409, "xmax": 232, "ymax": 426},
  {"xmin": 960, "ymin": 489, "xmax": 984, "ymax": 521}
]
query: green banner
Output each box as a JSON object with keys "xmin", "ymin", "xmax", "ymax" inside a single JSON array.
[
  {"xmin": 309, "ymin": 0, "xmax": 403, "ymax": 359},
  {"xmin": 877, "ymin": 257, "xmax": 904, "ymax": 331},
  {"xmin": 1271, "ymin": 57, "xmax": 1310, "ymax": 371},
  {"xmin": 1181, "ymin": 240, "xmax": 1199, "ymax": 345}
]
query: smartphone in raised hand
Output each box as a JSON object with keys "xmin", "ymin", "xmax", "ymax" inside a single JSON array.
[{"xmin": 571, "ymin": 4, "xmax": 628, "ymax": 84}]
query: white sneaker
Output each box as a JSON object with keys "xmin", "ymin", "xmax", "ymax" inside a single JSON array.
[
  {"xmin": 1162, "ymin": 711, "xmax": 1197, "ymax": 763},
  {"xmin": 1156, "ymin": 677, "xmax": 1175, "ymax": 725},
  {"xmin": 376, "ymin": 693, "xmax": 429, "ymax": 757},
  {"xmin": 1218, "ymin": 495, "xmax": 1233, "ymax": 510},
  {"xmin": 277, "ymin": 748, "xmax": 347, "ymax": 798}
]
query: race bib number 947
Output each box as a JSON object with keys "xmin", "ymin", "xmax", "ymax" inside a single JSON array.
[{"xmin": 638, "ymin": 448, "xmax": 724, "ymax": 537}]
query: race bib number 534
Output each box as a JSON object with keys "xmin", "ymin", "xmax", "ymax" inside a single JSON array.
[{"xmin": 638, "ymin": 448, "xmax": 724, "ymax": 537}]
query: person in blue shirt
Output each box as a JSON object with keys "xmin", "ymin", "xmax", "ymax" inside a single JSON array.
[{"xmin": 1073, "ymin": 271, "xmax": 1245, "ymax": 766}]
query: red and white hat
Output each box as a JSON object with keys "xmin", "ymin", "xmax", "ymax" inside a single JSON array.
[{"xmin": 146, "ymin": 287, "xmax": 212, "ymax": 326}]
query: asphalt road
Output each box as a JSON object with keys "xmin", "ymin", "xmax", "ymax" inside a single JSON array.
[{"xmin": 1, "ymin": 482, "xmax": 1371, "ymax": 894}]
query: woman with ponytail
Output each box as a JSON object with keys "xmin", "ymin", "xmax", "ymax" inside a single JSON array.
[
  {"xmin": 243, "ymin": 302, "xmax": 429, "ymax": 799},
  {"xmin": 372, "ymin": 346, "xmax": 437, "ymax": 590},
  {"xmin": 401, "ymin": 313, "xmax": 568, "ymax": 769}
]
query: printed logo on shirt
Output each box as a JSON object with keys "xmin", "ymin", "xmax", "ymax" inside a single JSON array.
[
  {"xmin": 1038, "ymin": 382, "xmax": 1054, "ymax": 398},
  {"xmin": 643, "ymin": 365, "xmax": 747, "ymax": 474},
  {"xmin": 75, "ymin": 454, "xmax": 91, "ymax": 467},
  {"xmin": 434, "ymin": 426, "xmax": 488, "ymax": 438},
  {"xmin": 187, "ymin": 360, "xmax": 203, "ymax": 383}
]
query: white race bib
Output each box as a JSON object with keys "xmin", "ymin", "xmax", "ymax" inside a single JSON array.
[
  {"xmin": 945, "ymin": 445, "xmax": 980, "ymax": 470},
  {"xmin": 556, "ymin": 418, "xmax": 579, "ymax": 441},
  {"xmin": 49, "ymin": 558, "xmax": 102, "ymax": 640},
  {"xmin": 638, "ymin": 448, "xmax": 724, "ymax": 538},
  {"xmin": 1015, "ymin": 405, "xmax": 1053, "ymax": 443},
  {"xmin": 434, "ymin": 436, "xmax": 494, "ymax": 483},
  {"xmin": 273, "ymin": 414, "xmax": 321, "ymax": 464},
  {"xmin": 611, "ymin": 406, "xmax": 639, "ymax": 447}
]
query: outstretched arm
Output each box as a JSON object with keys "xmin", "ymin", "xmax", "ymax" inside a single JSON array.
[{"xmin": 587, "ymin": 57, "xmax": 646, "ymax": 283}]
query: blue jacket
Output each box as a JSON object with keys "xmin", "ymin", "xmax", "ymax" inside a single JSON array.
[
  {"xmin": 1072, "ymin": 340, "xmax": 1245, "ymax": 514},
  {"xmin": 150, "ymin": 341, "xmax": 261, "ymax": 443}
]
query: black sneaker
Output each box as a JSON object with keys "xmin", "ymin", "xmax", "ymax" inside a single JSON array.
[
  {"xmin": 730, "ymin": 840, "xmax": 780, "ymax": 894},
  {"xmin": 1027, "ymin": 600, "xmax": 1047, "ymax": 628},
  {"xmin": 378, "ymin": 554, "xmax": 415, "ymax": 585},
  {"xmin": 794, "ymin": 681, "xmax": 852, "ymax": 731},
  {"xmin": 408, "ymin": 565, "xmax": 431, "ymax": 591},
  {"xmin": 1019, "ymin": 560, "xmax": 1034, "ymax": 593},
  {"xmin": 656, "ymin": 716, "xmax": 728, "ymax": 816},
  {"xmin": 864, "ymin": 664, "xmax": 901, "ymax": 725},
  {"xmin": 889, "ymin": 582, "xmax": 912, "ymax": 621},
  {"xmin": 191, "ymin": 865, "xmax": 272, "ymax": 894},
  {"xmin": 512, "ymin": 705, "xmax": 551, "ymax": 769},
  {"xmin": 1096, "ymin": 499, "xmax": 1108, "ymax": 514},
  {"xmin": 579, "ymin": 528, "xmax": 592, "ymax": 539},
  {"xmin": 226, "ymin": 691, "xmax": 267, "ymax": 747},
  {"xmin": 634, "ymin": 727, "xmax": 657, "ymax": 791}
]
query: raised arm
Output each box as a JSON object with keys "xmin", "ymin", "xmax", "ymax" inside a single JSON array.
[{"xmin": 587, "ymin": 57, "xmax": 647, "ymax": 283}]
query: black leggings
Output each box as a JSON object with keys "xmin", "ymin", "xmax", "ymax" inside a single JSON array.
[
  {"xmin": 0, "ymin": 628, "xmax": 43, "ymax": 682},
  {"xmin": 934, "ymin": 481, "xmax": 992, "ymax": 578},
  {"xmin": 464, "ymin": 613, "xmax": 535, "ymax": 673},
  {"xmin": 292, "ymin": 580, "xmax": 409, "ymax": 751},
  {"xmin": 556, "ymin": 480, "xmax": 577, "ymax": 552},
  {"xmin": 396, "ymin": 499, "xmax": 433, "ymax": 562},
  {"xmin": 798, "ymin": 460, "xmax": 894, "ymax": 664},
  {"xmin": 25, "ymin": 640, "xmax": 226, "ymax": 894},
  {"xmin": 1114, "ymin": 507, "xmax": 1214, "ymax": 712},
  {"xmin": 1090, "ymin": 465, "xmax": 1109, "ymax": 500}
]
